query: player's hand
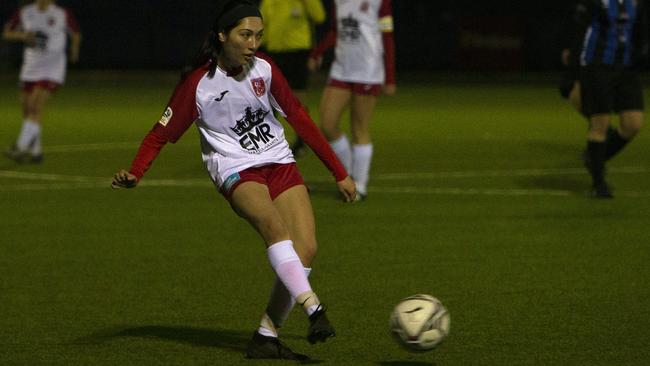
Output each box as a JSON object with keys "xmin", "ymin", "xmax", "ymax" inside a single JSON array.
[
  {"xmin": 383, "ymin": 83, "xmax": 396, "ymax": 96},
  {"xmin": 307, "ymin": 56, "xmax": 322, "ymax": 72},
  {"xmin": 69, "ymin": 48, "xmax": 79, "ymax": 64},
  {"xmin": 23, "ymin": 32, "xmax": 36, "ymax": 47},
  {"xmin": 561, "ymin": 48, "xmax": 571, "ymax": 66},
  {"xmin": 337, "ymin": 176, "xmax": 357, "ymax": 203},
  {"xmin": 111, "ymin": 169, "xmax": 138, "ymax": 189}
]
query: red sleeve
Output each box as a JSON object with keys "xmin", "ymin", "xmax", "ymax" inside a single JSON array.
[
  {"xmin": 5, "ymin": 10, "xmax": 21, "ymax": 31},
  {"xmin": 128, "ymin": 130, "xmax": 168, "ymax": 181},
  {"xmin": 309, "ymin": 4, "xmax": 337, "ymax": 59},
  {"xmin": 64, "ymin": 8, "xmax": 80, "ymax": 33},
  {"xmin": 259, "ymin": 53, "xmax": 348, "ymax": 182},
  {"xmin": 380, "ymin": 0, "xmax": 395, "ymax": 84},
  {"xmin": 379, "ymin": 0, "xmax": 392, "ymax": 17},
  {"xmin": 126, "ymin": 66, "xmax": 206, "ymax": 181},
  {"xmin": 152, "ymin": 66, "xmax": 206, "ymax": 143},
  {"xmin": 383, "ymin": 32, "xmax": 395, "ymax": 84}
]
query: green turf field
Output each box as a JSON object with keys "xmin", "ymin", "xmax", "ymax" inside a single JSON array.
[{"xmin": 1, "ymin": 71, "xmax": 650, "ymax": 365}]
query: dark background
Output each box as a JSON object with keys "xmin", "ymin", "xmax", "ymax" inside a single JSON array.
[{"xmin": 0, "ymin": 0, "xmax": 579, "ymax": 72}]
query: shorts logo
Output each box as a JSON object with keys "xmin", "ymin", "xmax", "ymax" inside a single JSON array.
[
  {"xmin": 251, "ymin": 78, "xmax": 266, "ymax": 97},
  {"xmin": 222, "ymin": 172, "xmax": 241, "ymax": 193},
  {"xmin": 158, "ymin": 106, "xmax": 173, "ymax": 126}
]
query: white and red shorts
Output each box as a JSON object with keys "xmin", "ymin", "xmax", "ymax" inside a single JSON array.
[
  {"xmin": 221, "ymin": 162, "xmax": 305, "ymax": 201},
  {"xmin": 327, "ymin": 78, "xmax": 382, "ymax": 96},
  {"xmin": 21, "ymin": 80, "xmax": 60, "ymax": 93}
]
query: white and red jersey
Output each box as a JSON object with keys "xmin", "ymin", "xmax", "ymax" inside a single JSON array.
[
  {"xmin": 5, "ymin": 3, "xmax": 80, "ymax": 83},
  {"xmin": 311, "ymin": 0, "xmax": 395, "ymax": 85},
  {"xmin": 131, "ymin": 54, "xmax": 347, "ymax": 188}
]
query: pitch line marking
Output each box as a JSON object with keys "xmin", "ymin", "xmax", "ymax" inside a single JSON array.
[
  {"xmin": 43, "ymin": 141, "xmax": 141, "ymax": 153},
  {"xmin": 1, "ymin": 167, "xmax": 649, "ymax": 197},
  {"xmin": 2, "ymin": 181, "xmax": 650, "ymax": 197}
]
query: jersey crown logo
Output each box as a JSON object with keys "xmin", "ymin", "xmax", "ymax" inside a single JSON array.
[{"xmin": 231, "ymin": 107, "xmax": 270, "ymax": 136}]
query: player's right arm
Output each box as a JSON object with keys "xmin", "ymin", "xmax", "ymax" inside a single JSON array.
[
  {"xmin": 2, "ymin": 10, "xmax": 35, "ymax": 45},
  {"xmin": 112, "ymin": 67, "xmax": 206, "ymax": 189},
  {"xmin": 308, "ymin": 3, "xmax": 337, "ymax": 71}
]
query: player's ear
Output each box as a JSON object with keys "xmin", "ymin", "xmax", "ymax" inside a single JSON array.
[{"xmin": 218, "ymin": 31, "xmax": 227, "ymax": 43}]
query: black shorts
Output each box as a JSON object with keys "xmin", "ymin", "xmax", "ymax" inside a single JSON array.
[
  {"xmin": 579, "ymin": 66, "xmax": 644, "ymax": 116},
  {"xmin": 266, "ymin": 50, "xmax": 310, "ymax": 90}
]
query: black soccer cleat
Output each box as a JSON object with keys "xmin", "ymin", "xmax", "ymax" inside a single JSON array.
[
  {"xmin": 591, "ymin": 182, "xmax": 613, "ymax": 199},
  {"xmin": 245, "ymin": 332, "xmax": 310, "ymax": 361},
  {"xmin": 307, "ymin": 305, "xmax": 335, "ymax": 344},
  {"xmin": 4, "ymin": 145, "xmax": 29, "ymax": 164}
]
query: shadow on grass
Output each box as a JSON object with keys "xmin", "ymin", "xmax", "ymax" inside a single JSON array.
[
  {"xmin": 72, "ymin": 326, "xmax": 322, "ymax": 363},
  {"xmin": 515, "ymin": 175, "xmax": 587, "ymax": 195},
  {"xmin": 378, "ymin": 361, "xmax": 437, "ymax": 366},
  {"xmin": 73, "ymin": 325, "xmax": 251, "ymax": 352}
]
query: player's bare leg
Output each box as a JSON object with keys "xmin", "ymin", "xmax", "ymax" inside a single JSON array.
[
  {"xmin": 320, "ymin": 86, "xmax": 353, "ymax": 171},
  {"xmin": 230, "ymin": 182, "xmax": 333, "ymax": 359},
  {"xmin": 600, "ymin": 109, "xmax": 644, "ymax": 164},
  {"xmin": 272, "ymin": 185, "xmax": 334, "ymax": 343},
  {"xmin": 5, "ymin": 87, "xmax": 50, "ymax": 163},
  {"xmin": 568, "ymin": 81, "xmax": 582, "ymax": 114},
  {"xmin": 349, "ymin": 93, "xmax": 378, "ymax": 199}
]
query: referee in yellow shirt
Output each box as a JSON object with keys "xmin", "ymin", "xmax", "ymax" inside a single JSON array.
[{"xmin": 260, "ymin": 0, "xmax": 326, "ymax": 156}]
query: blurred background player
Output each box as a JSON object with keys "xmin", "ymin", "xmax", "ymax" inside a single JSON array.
[
  {"xmin": 259, "ymin": 0, "xmax": 326, "ymax": 157},
  {"xmin": 568, "ymin": 0, "xmax": 648, "ymax": 198},
  {"xmin": 2, "ymin": 0, "xmax": 81, "ymax": 163},
  {"xmin": 112, "ymin": 0, "xmax": 356, "ymax": 360},
  {"xmin": 309, "ymin": 0, "xmax": 396, "ymax": 200}
]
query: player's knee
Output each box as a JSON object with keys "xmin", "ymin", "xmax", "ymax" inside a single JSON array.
[
  {"xmin": 261, "ymin": 220, "xmax": 291, "ymax": 245},
  {"xmin": 293, "ymin": 238, "xmax": 318, "ymax": 264}
]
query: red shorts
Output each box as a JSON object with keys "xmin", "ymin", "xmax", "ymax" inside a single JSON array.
[
  {"xmin": 21, "ymin": 80, "xmax": 60, "ymax": 93},
  {"xmin": 221, "ymin": 163, "xmax": 305, "ymax": 201},
  {"xmin": 328, "ymin": 78, "xmax": 382, "ymax": 96}
]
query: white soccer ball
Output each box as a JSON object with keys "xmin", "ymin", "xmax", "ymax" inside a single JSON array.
[{"xmin": 390, "ymin": 294, "xmax": 450, "ymax": 351}]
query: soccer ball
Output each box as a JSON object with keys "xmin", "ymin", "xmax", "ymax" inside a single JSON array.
[{"xmin": 390, "ymin": 294, "xmax": 450, "ymax": 351}]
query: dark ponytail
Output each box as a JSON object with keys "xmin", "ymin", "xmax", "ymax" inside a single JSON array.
[{"xmin": 183, "ymin": 0, "xmax": 260, "ymax": 79}]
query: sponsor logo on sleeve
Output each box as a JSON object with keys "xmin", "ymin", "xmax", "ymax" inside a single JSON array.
[{"xmin": 158, "ymin": 106, "xmax": 173, "ymax": 126}]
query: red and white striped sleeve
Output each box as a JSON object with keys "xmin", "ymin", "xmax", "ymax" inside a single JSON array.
[
  {"xmin": 128, "ymin": 67, "xmax": 206, "ymax": 181},
  {"xmin": 259, "ymin": 53, "xmax": 348, "ymax": 182}
]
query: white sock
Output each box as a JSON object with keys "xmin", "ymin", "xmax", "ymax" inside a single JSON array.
[
  {"xmin": 259, "ymin": 267, "xmax": 311, "ymax": 336},
  {"xmin": 330, "ymin": 135, "xmax": 352, "ymax": 172},
  {"xmin": 16, "ymin": 119, "xmax": 39, "ymax": 151},
  {"xmin": 267, "ymin": 240, "xmax": 317, "ymax": 316},
  {"xmin": 352, "ymin": 143, "xmax": 373, "ymax": 195},
  {"xmin": 30, "ymin": 123, "xmax": 42, "ymax": 155}
]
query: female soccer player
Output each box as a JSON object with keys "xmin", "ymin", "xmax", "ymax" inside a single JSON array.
[
  {"xmin": 2, "ymin": 0, "xmax": 81, "ymax": 163},
  {"xmin": 308, "ymin": 0, "xmax": 396, "ymax": 200},
  {"xmin": 112, "ymin": 0, "xmax": 356, "ymax": 360},
  {"xmin": 568, "ymin": 0, "xmax": 648, "ymax": 198}
]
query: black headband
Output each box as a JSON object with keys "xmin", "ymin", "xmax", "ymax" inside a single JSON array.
[{"xmin": 216, "ymin": 5, "xmax": 262, "ymax": 32}]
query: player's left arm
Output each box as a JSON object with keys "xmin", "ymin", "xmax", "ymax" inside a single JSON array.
[
  {"xmin": 259, "ymin": 53, "xmax": 353, "ymax": 197},
  {"xmin": 379, "ymin": 0, "xmax": 396, "ymax": 96},
  {"xmin": 65, "ymin": 9, "xmax": 82, "ymax": 63}
]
